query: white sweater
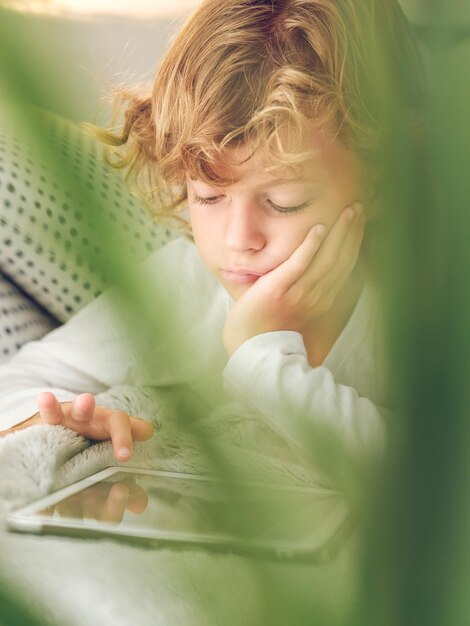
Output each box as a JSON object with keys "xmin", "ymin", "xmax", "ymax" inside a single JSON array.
[{"xmin": 0, "ymin": 238, "xmax": 388, "ymax": 455}]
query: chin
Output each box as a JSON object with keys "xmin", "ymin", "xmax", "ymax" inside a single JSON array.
[{"xmin": 223, "ymin": 282, "xmax": 250, "ymax": 301}]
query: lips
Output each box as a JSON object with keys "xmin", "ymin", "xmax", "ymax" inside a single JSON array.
[{"xmin": 220, "ymin": 267, "xmax": 264, "ymax": 285}]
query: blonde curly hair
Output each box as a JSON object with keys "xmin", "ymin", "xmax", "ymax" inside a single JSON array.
[{"xmin": 91, "ymin": 0, "xmax": 425, "ymax": 227}]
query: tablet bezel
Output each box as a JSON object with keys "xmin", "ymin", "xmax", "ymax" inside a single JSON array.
[{"xmin": 6, "ymin": 466, "xmax": 352, "ymax": 561}]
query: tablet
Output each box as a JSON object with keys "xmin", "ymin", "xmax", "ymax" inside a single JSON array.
[{"xmin": 6, "ymin": 467, "xmax": 351, "ymax": 561}]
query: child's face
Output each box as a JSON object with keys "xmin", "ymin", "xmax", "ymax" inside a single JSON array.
[{"xmin": 187, "ymin": 132, "xmax": 363, "ymax": 301}]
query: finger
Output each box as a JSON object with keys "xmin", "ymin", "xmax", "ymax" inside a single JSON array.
[
  {"xmin": 69, "ymin": 393, "xmax": 96, "ymax": 423},
  {"xmin": 130, "ymin": 417, "xmax": 155, "ymax": 442},
  {"xmin": 82, "ymin": 484, "xmax": 111, "ymax": 520},
  {"xmin": 106, "ymin": 411, "xmax": 133, "ymax": 462},
  {"xmin": 330, "ymin": 208, "xmax": 365, "ymax": 281},
  {"xmin": 127, "ymin": 492, "xmax": 149, "ymax": 514},
  {"xmin": 273, "ymin": 224, "xmax": 326, "ymax": 291},
  {"xmin": 324, "ymin": 206, "xmax": 365, "ymax": 286},
  {"xmin": 307, "ymin": 204, "xmax": 362, "ymax": 283},
  {"xmin": 36, "ymin": 392, "xmax": 65, "ymax": 425},
  {"xmin": 82, "ymin": 493, "xmax": 102, "ymax": 521},
  {"xmin": 306, "ymin": 215, "xmax": 365, "ymax": 312},
  {"xmin": 126, "ymin": 482, "xmax": 149, "ymax": 515},
  {"xmin": 100, "ymin": 482, "xmax": 129, "ymax": 524}
]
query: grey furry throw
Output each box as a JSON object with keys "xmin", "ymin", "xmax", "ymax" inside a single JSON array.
[
  {"xmin": 0, "ymin": 385, "xmax": 353, "ymax": 626},
  {"xmin": 0, "ymin": 384, "xmax": 325, "ymax": 514}
]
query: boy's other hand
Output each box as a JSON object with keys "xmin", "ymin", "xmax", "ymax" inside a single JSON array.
[
  {"xmin": 0, "ymin": 392, "xmax": 154, "ymax": 462},
  {"xmin": 223, "ymin": 202, "xmax": 365, "ymax": 355}
]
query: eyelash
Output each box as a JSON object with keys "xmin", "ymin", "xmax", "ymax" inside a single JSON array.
[
  {"xmin": 192, "ymin": 194, "xmax": 309, "ymax": 214},
  {"xmin": 193, "ymin": 195, "xmax": 220, "ymax": 205}
]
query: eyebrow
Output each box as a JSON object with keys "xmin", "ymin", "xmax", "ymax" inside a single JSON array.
[
  {"xmin": 188, "ymin": 175, "xmax": 320, "ymax": 190},
  {"xmin": 261, "ymin": 177, "xmax": 320, "ymax": 188}
]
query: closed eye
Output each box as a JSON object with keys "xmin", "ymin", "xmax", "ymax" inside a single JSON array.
[
  {"xmin": 192, "ymin": 194, "xmax": 224, "ymax": 205},
  {"xmin": 192, "ymin": 194, "xmax": 310, "ymax": 213},
  {"xmin": 268, "ymin": 200, "xmax": 310, "ymax": 214}
]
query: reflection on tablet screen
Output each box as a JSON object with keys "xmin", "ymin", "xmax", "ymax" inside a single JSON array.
[{"xmin": 33, "ymin": 471, "xmax": 348, "ymax": 548}]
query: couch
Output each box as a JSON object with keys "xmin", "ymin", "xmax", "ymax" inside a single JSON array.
[{"xmin": 0, "ymin": 103, "xmax": 175, "ymax": 363}]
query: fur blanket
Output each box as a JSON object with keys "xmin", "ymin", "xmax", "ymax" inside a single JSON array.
[{"xmin": 0, "ymin": 385, "xmax": 357, "ymax": 626}]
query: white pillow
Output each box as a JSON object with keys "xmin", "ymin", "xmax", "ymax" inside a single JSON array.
[
  {"xmin": 0, "ymin": 271, "xmax": 57, "ymax": 364},
  {"xmin": 0, "ymin": 105, "xmax": 175, "ymax": 323}
]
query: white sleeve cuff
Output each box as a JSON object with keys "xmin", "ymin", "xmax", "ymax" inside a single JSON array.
[
  {"xmin": 224, "ymin": 330, "xmax": 306, "ymax": 386},
  {"xmin": 0, "ymin": 389, "xmax": 77, "ymax": 430},
  {"xmin": 223, "ymin": 330, "xmax": 385, "ymax": 457}
]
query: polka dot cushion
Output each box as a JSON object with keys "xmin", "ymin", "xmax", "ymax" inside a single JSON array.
[
  {"xmin": 0, "ymin": 104, "xmax": 175, "ymax": 324},
  {"xmin": 0, "ymin": 270, "xmax": 58, "ymax": 364}
]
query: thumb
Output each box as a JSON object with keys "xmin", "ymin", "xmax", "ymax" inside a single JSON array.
[
  {"xmin": 36, "ymin": 391, "xmax": 64, "ymax": 425},
  {"xmin": 130, "ymin": 417, "xmax": 155, "ymax": 441}
]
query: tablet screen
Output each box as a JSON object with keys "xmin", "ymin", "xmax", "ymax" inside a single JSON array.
[{"xmin": 9, "ymin": 468, "xmax": 350, "ymax": 557}]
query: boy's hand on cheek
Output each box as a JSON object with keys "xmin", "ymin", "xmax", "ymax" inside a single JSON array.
[
  {"xmin": 223, "ymin": 203, "xmax": 365, "ymax": 356},
  {"xmin": 3, "ymin": 392, "xmax": 155, "ymax": 462}
]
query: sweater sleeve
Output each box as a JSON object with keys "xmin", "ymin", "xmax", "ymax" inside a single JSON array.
[
  {"xmin": 223, "ymin": 331, "xmax": 387, "ymax": 458},
  {"xmin": 0, "ymin": 287, "xmax": 141, "ymax": 429},
  {"xmin": 0, "ymin": 237, "xmax": 229, "ymax": 430}
]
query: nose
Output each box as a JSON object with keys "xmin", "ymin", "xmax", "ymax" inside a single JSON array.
[{"xmin": 224, "ymin": 200, "xmax": 266, "ymax": 252}]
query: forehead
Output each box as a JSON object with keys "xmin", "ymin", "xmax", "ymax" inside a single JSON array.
[{"xmin": 190, "ymin": 132, "xmax": 359, "ymax": 187}]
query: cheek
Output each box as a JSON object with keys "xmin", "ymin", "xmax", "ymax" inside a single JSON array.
[
  {"xmin": 268, "ymin": 214, "xmax": 316, "ymax": 259},
  {"xmin": 188, "ymin": 206, "xmax": 220, "ymax": 265},
  {"xmin": 310, "ymin": 186, "xmax": 358, "ymax": 235}
]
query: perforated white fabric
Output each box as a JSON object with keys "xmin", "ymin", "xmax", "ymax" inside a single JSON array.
[
  {"xmin": 0, "ymin": 105, "xmax": 174, "ymax": 322},
  {"xmin": 0, "ymin": 271, "xmax": 57, "ymax": 363}
]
